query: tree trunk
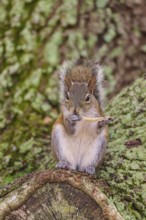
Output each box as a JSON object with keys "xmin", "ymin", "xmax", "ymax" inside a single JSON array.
[{"xmin": 0, "ymin": 170, "xmax": 124, "ymax": 220}]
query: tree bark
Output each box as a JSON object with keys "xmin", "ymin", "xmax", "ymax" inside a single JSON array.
[{"xmin": 0, "ymin": 170, "xmax": 124, "ymax": 220}]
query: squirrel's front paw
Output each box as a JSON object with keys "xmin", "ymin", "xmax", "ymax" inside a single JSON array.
[
  {"xmin": 65, "ymin": 114, "xmax": 81, "ymax": 134},
  {"xmin": 69, "ymin": 114, "xmax": 81, "ymax": 122},
  {"xmin": 98, "ymin": 117, "xmax": 113, "ymax": 129},
  {"xmin": 56, "ymin": 161, "xmax": 71, "ymax": 170}
]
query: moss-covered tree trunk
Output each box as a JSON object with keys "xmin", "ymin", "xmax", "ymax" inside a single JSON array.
[{"xmin": 0, "ymin": 170, "xmax": 124, "ymax": 220}]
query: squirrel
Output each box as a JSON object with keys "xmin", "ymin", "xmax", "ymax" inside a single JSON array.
[{"xmin": 51, "ymin": 58, "xmax": 109, "ymax": 175}]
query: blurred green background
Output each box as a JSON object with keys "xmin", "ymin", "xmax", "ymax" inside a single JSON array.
[{"xmin": 0, "ymin": 0, "xmax": 146, "ymax": 186}]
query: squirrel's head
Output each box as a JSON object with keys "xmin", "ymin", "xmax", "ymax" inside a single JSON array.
[
  {"xmin": 59, "ymin": 58, "xmax": 104, "ymax": 117},
  {"xmin": 63, "ymin": 81, "xmax": 98, "ymax": 116}
]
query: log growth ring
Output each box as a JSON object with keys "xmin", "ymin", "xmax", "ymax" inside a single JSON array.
[{"xmin": 0, "ymin": 170, "xmax": 124, "ymax": 220}]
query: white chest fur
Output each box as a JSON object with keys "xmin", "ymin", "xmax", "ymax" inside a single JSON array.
[{"xmin": 55, "ymin": 120, "xmax": 105, "ymax": 170}]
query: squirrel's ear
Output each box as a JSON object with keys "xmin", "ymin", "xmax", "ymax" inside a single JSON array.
[{"xmin": 88, "ymin": 75, "xmax": 96, "ymax": 94}]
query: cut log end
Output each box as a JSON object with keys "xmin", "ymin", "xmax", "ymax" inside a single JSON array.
[
  {"xmin": 0, "ymin": 170, "xmax": 124, "ymax": 220},
  {"xmin": 6, "ymin": 183, "xmax": 106, "ymax": 220}
]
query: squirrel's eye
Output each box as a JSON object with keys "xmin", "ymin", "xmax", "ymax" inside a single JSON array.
[{"xmin": 85, "ymin": 94, "xmax": 90, "ymax": 103}]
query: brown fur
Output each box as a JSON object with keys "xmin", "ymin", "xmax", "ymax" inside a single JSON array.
[
  {"xmin": 51, "ymin": 113, "xmax": 63, "ymax": 160},
  {"xmin": 65, "ymin": 66, "xmax": 93, "ymax": 86},
  {"xmin": 60, "ymin": 58, "xmax": 104, "ymax": 108},
  {"xmin": 51, "ymin": 58, "xmax": 107, "ymax": 174}
]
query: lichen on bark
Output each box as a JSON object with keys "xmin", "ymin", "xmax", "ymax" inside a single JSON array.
[{"xmin": 98, "ymin": 77, "xmax": 146, "ymax": 220}]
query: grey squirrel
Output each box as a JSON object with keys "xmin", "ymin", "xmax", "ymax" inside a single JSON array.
[{"xmin": 51, "ymin": 58, "xmax": 109, "ymax": 175}]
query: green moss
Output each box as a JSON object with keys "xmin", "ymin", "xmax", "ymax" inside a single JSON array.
[
  {"xmin": 98, "ymin": 77, "xmax": 146, "ymax": 219},
  {"xmin": 96, "ymin": 0, "xmax": 109, "ymax": 8}
]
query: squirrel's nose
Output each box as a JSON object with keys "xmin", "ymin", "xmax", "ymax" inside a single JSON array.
[{"xmin": 73, "ymin": 108, "xmax": 78, "ymax": 115}]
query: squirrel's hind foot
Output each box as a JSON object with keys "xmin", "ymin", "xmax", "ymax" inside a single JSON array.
[
  {"xmin": 56, "ymin": 160, "xmax": 72, "ymax": 170},
  {"xmin": 79, "ymin": 166, "xmax": 96, "ymax": 175},
  {"xmin": 85, "ymin": 166, "xmax": 96, "ymax": 175}
]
